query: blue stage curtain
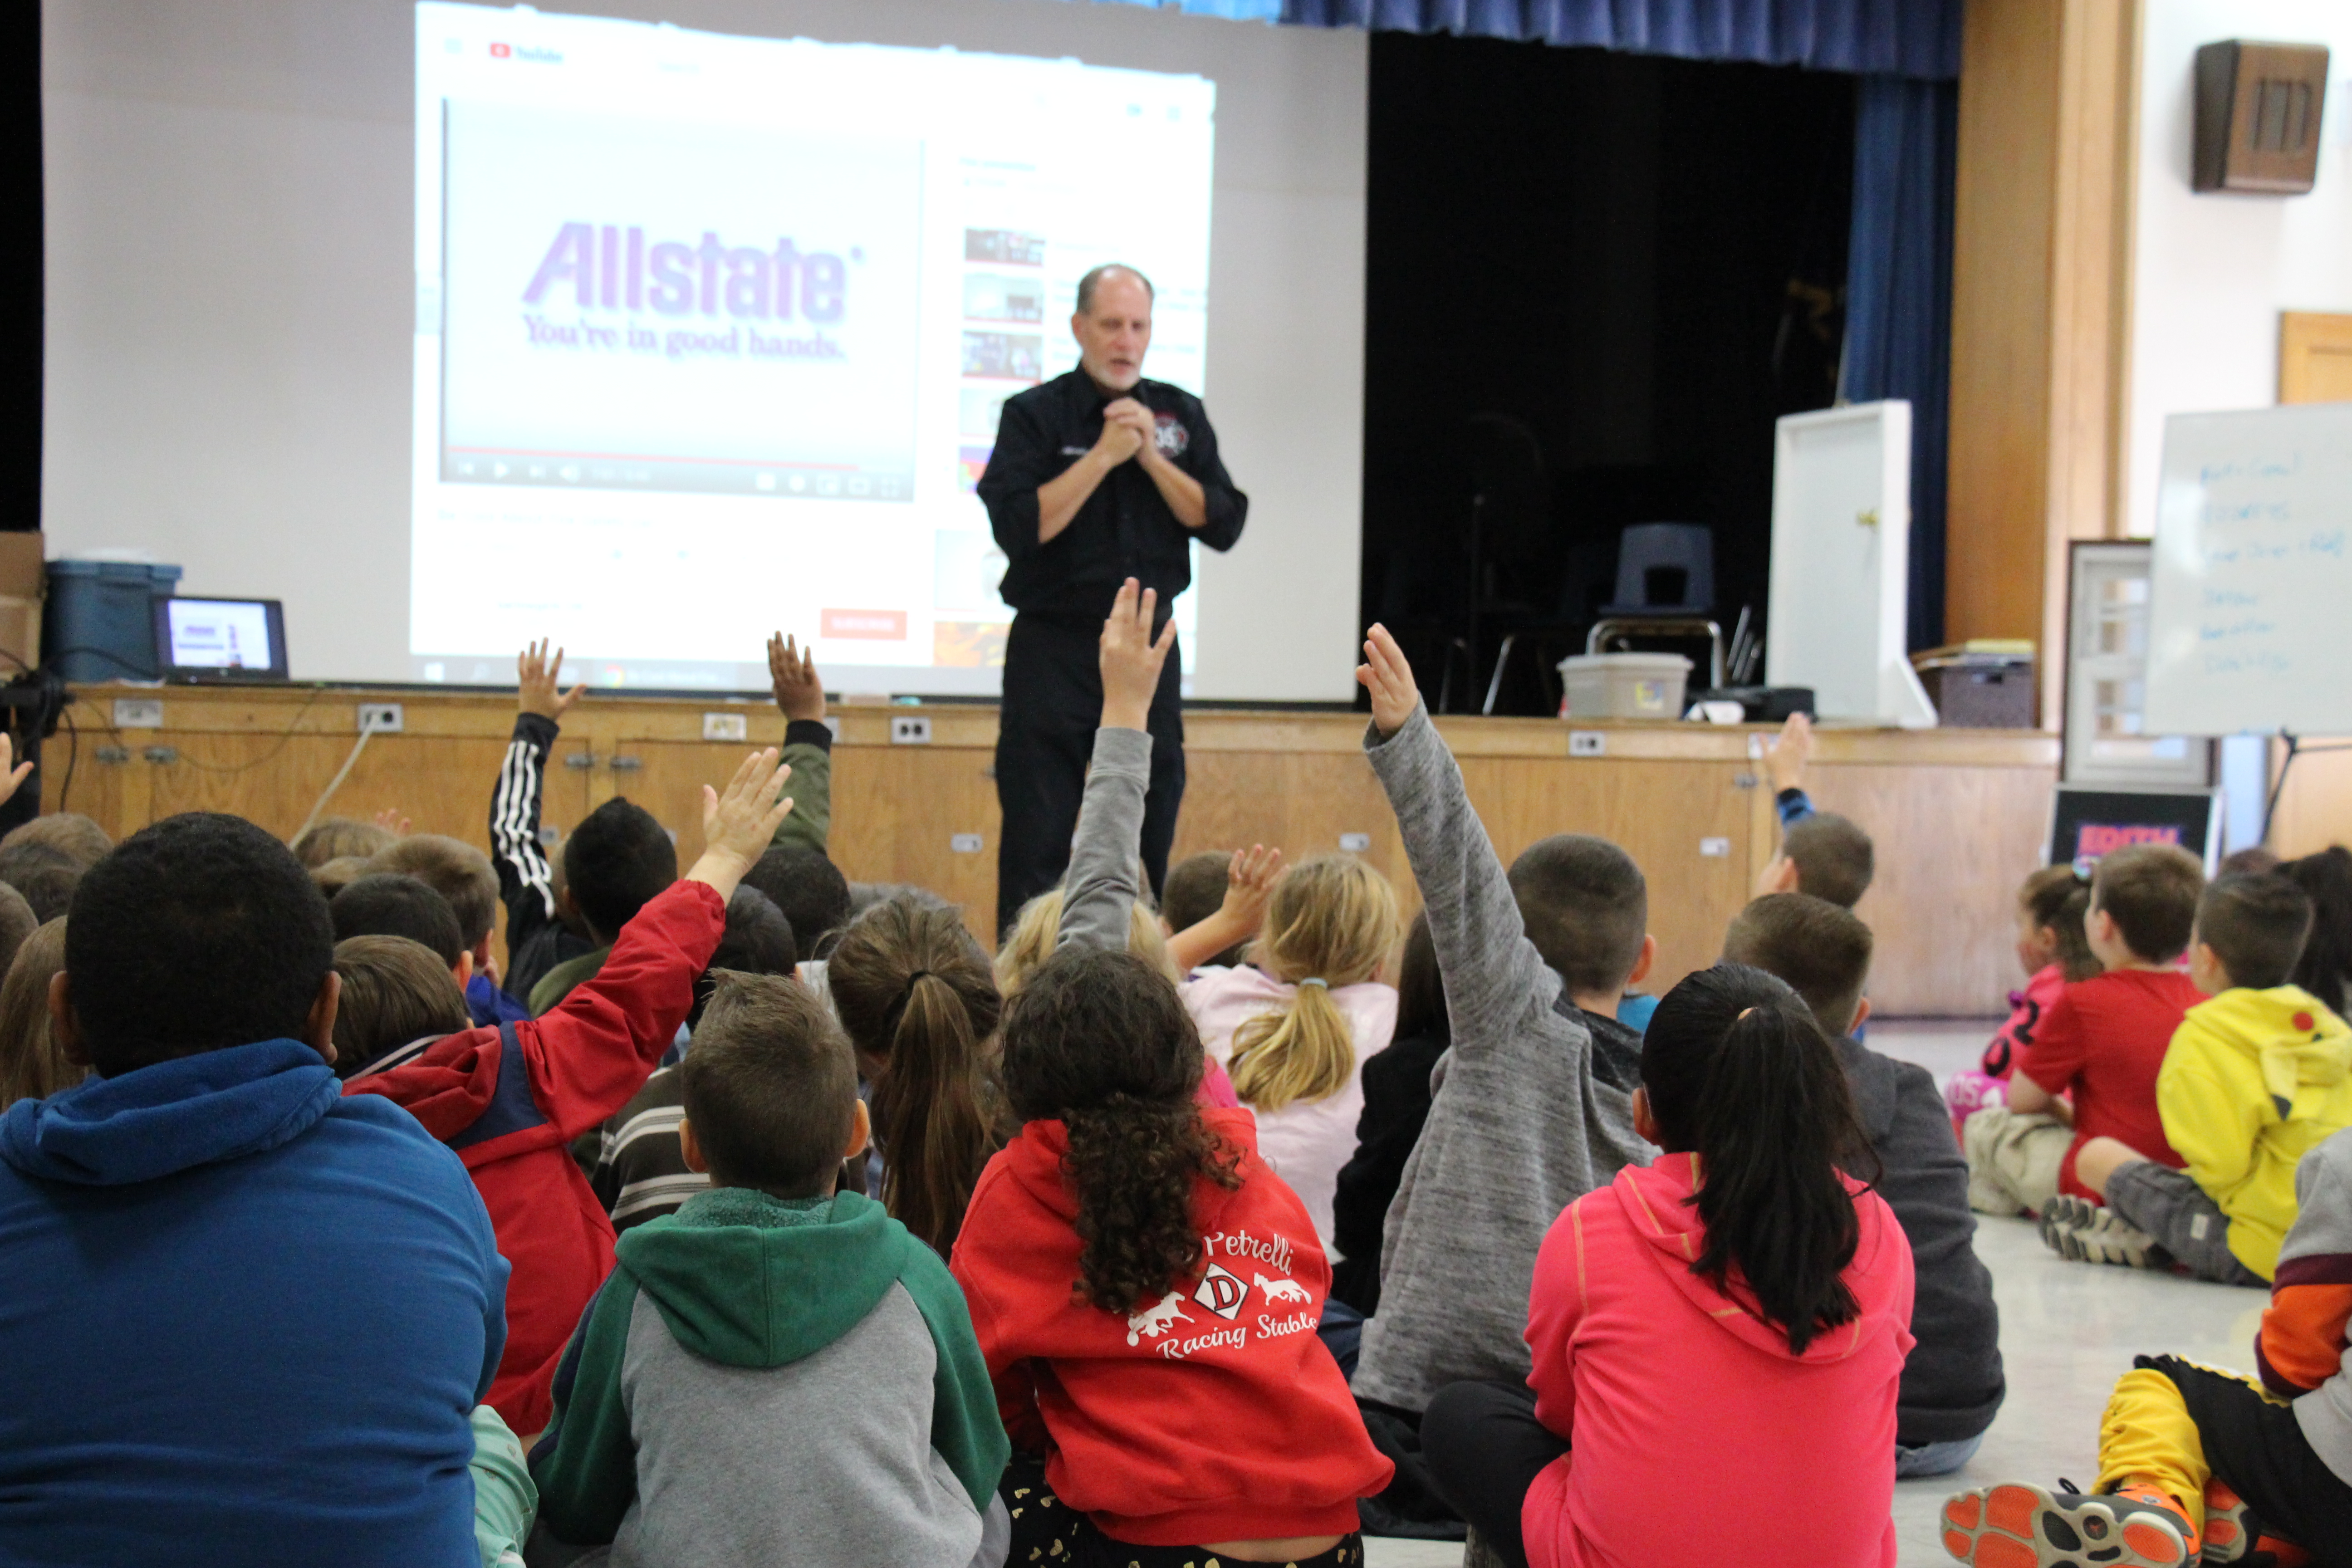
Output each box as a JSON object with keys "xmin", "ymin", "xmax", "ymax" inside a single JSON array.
[
  {"xmin": 1842, "ymin": 73, "xmax": 1956, "ymax": 652},
  {"xmin": 1277, "ymin": 0, "xmax": 1960, "ymax": 79}
]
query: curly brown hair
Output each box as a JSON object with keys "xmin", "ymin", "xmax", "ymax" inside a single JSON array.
[{"xmin": 1001, "ymin": 947, "xmax": 1240, "ymax": 1314}]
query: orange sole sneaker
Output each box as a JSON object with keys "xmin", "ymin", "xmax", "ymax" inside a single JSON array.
[{"xmin": 1940, "ymin": 1483, "xmax": 2193, "ymax": 1568}]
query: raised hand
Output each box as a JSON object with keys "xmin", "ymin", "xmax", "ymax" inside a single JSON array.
[
  {"xmin": 1218, "ymin": 843, "xmax": 1285, "ymax": 936},
  {"xmin": 372, "ymin": 808, "xmax": 411, "ymax": 838},
  {"xmin": 518, "ymin": 639, "xmax": 586, "ymax": 722},
  {"xmin": 686, "ymin": 748, "xmax": 795, "ymax": 899},
  {"xmin": 1098, "ymin": 577, "xmax": 1175, "ymax": 732},
  {"xmin": 0, "ymin": 733, "xmax": 31, "ymax": 808},
  {"xmin": 1762, "ymin": 710, "xmax": 1813, "ymax": 794},
  {"xmin": 767, "ymin": 632, "xmax": 825, "ymax": 724},
  {"xmin": 1356, "ymin": 623, "xmax": 1421, "ymax": 739}
]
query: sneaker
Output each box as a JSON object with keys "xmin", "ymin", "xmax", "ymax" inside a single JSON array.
[
  {"xmin": 2039, "ymin": 1195, "xmax": 2158, "ymax": 1269},
  {"xmin": 1940, "ymin": 1481, "xmax": 2195, "ymax": 1568},
  {"xmin": 2038, "ymin": 1194, "xmax": 2094, "ymax": 1254},
  {"xmin": 2201, "ymin": 1476, "xmax": 2254, "ymax": 1563}
]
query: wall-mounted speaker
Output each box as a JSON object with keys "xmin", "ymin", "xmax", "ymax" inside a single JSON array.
[{"xmin": 2194, "ymin": 39, "xmax": 2329, "ymax": 194}]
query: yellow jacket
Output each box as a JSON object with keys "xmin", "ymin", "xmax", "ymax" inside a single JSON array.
[{"xmin": 2157, "ymin": 985, "xmax": 2352, "ymax": 1279}]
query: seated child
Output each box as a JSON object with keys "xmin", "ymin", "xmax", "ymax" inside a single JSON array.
[
  {"xmin": 743, "ymin": 845, "xmax": 850, "ymax": 984},
  {"xmin": 1753, "ymin": 710, "xmax": 1876, "ymax": 909},
  {"xmin": 347, "ymin": 745, "xmax": 794, "ymax": 1437},
  {"xmin": 0, "ymin": 914, "xmax": 69, "ymax": 1111},
  {"xmin": 2287, "ymin": 845, "xmax": 2352, "ymax": 1016},
  {"xmin": 331, "ymin": 934, "xmax": 471, "ymax": 1079},
  {"xmin": 1964, "ymin": 843, "xmax": 2205, "ymax": 1218},
  {"xmin": 1940, "ymin": 1125, "xmax": 2352, "ymax": 1568},
  {"xmin": 1725, "ymin": 892, "xmax": 2004, "ymax": 1476},
  {"xmin": 333, "ymin": 872, "xmax": 471, "ymax": 994},
  {"xmin": 1349, "ymin": 624, "xmax": 1655, "ymax": 1421},
  {"xmin": 0, "ymin": 810, "xmax": 112, "ymax": 867},
  {"xmin": 829, "ymin": 896, "xmax": 1009, "ymax": 1255},
  {"xmin": 370, "ymin": 833, "xmax": 525, "ymax": 1028},
  {"xmin": 1330, "ymin": 909, "xmax": 1449, "ymax": 1314},
  {"xmin": 489, "ymin": 640, "xmax": 657, "ymax": 1008},
  {"xmin": 1947, "ymin": 865, "xmax": 2097, "ymax": 1134},
  {"xmin": 1421, "ymin": 963, "xmax": 1914, "ymax": 1568},
  {"xmin": 0, "ymin": 840, "xmax": 85, "ymax": 923},
  {"xmin": 1183, "ymin": 852, "xmax": 1401, "ymax": 1252},
  {"xmin": 531, "ymin": 971, "xmax": 1009, "ymax": 1568},
  {"xmin": 0, "ymin": 813, "xmax": 507, "ymax": 1563},
  {"xmin": 2041, "ymin": 871, "xmax": 2352, "ymax": 1286},
  {"xmin": 951, "ymin": 945, "xmax": 1392, "ymax": 1567},
  {"xmin": 588, "ymin": 886, "xmax": 800, "ymax": 1232},
  {"xmin": 292, "ymin": 812, "xmax": 396, "ymax": 868}
]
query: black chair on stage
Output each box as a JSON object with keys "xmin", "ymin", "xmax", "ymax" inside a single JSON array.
[{"xmin": 1585, "ymin": 523, "xmax": 1725, "ymax": 687}]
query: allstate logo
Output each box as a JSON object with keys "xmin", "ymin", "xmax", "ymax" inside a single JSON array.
[{"xmin": 1154, "ymin": 412, "xmax": 1189, "ymax": 458}]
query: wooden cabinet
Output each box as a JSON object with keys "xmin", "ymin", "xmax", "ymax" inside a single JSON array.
[{"xmin": 45, "ymin": 686, "xmax": 2054, "ymax": 1016}]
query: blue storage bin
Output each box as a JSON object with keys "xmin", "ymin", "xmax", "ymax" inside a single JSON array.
[{"xmin": 44, "ymin": 559, "xmax": 184, "ymax": 681}]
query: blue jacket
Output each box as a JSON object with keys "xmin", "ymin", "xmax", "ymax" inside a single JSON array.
[{"xmin": 0, "ymin": 1039, "xmax": 509, "ymax": 1567}]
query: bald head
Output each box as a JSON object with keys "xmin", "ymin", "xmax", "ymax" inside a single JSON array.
[{"xmin": 1072, "ymin": 264, "xmax": 1154, "ymax": 392}]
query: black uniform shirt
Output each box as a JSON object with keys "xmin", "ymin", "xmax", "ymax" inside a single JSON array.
[{"xmin": 977, "ymin": 367, "xmax": 1247, "ymax": 624}]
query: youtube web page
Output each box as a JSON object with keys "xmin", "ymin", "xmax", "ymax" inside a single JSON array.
[{"xmin": 411, "ymin": 2, "xmax": 1214, "ymax": 694}]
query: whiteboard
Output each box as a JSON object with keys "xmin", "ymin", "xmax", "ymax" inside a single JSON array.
[
  {"xmin": 2146, "ymin": 404, "xmax": 2352, "ymax": 735},
  {"xmin": 1766, "ymin": 402, "xmax": 1937, "ymax": 727}
]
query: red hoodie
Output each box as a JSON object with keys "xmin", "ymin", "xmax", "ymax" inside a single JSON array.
[
  {"xmin": 950, "ymin": 1107, "xmax": 1392, "ymax": 1547},
  {"xmin": 343, "ymin": 879, "xmax": 723, "ymax": 1436},
  {"xmin": 1521, "ymin": 1153, "xmax": 1915, "ymax": 1568}
]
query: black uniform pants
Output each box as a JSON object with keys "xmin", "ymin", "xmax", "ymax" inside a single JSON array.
[{"xmin": 994, "ymin": 611, "xmax": 1185, "ymax": 941}]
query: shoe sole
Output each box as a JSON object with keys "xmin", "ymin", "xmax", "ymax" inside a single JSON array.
[
  {"xmin": 1941, "ymin": 1484, "xmax": 2190, "ymax": 1568},
  {"xmin": 2200, "ymin": 1478, "xmax": 2251, "ymax": 1563}
]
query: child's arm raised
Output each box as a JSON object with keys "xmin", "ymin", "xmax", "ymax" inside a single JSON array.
[
  {"xmin": 1166, "ymin": 843, "xmax": 1283, "ymax": 974},
  {"xmin": 518, "ymin": 751, "xmax": 794, "ymax": 1138},
  {"xmin": 489, "ymin": 640, "xmax": 584, "ymax": 980},
  {"xmin": 765, "ymin": 631, "xmax": 834, "ymax": 855},
  {"xmin": 1055, "ymin": 578, "xmax": 1168, "ymax": 954},
  {"xmin": 1356, "ymin": 624, "xmax": 1561, "ymax": 1057}
]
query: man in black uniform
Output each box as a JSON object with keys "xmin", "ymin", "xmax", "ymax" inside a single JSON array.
[{"xmin": 977, "ymin": 263, "xmax": 1246, "ymax": 938}]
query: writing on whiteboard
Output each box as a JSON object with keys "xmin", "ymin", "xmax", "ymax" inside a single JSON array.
[{"xmin": 2144, "ymin": 404, "xmax": 2352, "ymax": 736}]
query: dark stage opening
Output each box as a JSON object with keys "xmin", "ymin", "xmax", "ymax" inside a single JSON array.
[{"xmin": 1361, "ymin": 32, "xmax": 1856, "ymax": 716}]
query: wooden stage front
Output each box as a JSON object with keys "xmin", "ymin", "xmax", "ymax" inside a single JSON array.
[{"xmin": 47, "ymin": 685, "xmax": 2060, "ymax": 1017}]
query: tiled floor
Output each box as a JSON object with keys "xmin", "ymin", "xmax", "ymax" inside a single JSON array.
[{"xmin": 1363, "ymin": 1020, "xmax": 2270, "ymax": 1568}]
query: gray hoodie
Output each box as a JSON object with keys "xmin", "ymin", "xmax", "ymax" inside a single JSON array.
[
  {"xmin": 2267, "ymin": 1127, "xmax": 2352, "ymax": 1484},
  {"xmin": 1354, "ymin": 703, "xmax": 1651, "ymax": 1413},
  {"xmin": 1837, "ymin": 1035, "xmax": 2005, "ymax": 1445}
]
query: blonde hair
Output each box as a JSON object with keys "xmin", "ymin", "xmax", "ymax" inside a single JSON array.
[
  {"xmin": 0, "ymin": 918, "xmax": 74, "ymax": 1110},
  {"xmin": 994, "ymin": 887, "xmax": 1176, "ymax": 998},
  {"xmin": 1229, "ymin": 855, "xmax": 1399, "ymax": 1112}
]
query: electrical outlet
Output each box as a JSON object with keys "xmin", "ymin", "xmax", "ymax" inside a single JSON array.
[
  {"xmin": 1568, "ymin": 730, "xmax": 1607, "ymax": 757},
  {"xmin": 358, "ymin": 703, "xmax": 404, "ymax": 734},
  {"xmin": 1700, "ymin": 837, "xmax": 1732, "ymax": 858},
  {"xmin": 822, "ymin": 715, "xmax": 841, "ymax": 741},
  {"xmin": 1339, "ymin": 832, "xmax": 1371, "ymax": 852},
  {"xmin": 701, "ymin": 712, "xmax": 748, "ymax": 742},
  {"xmin": 950, "ymin": 833, "xmax": 983, "ymax": 853},
  {"xmin": 890, "ymin": 714, "xmax": 932, "ymax": 745},
  {"xmin": 113, "ymin": 698, "xmax": 163, "ymax": 730}
]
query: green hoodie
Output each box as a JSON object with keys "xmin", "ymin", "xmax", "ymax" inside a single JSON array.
[{"xmin": 530, "ymin": 1188, "xmax": 1007, "ymax": 1565}]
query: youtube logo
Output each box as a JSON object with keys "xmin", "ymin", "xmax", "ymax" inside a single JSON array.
[{"xmin": 490, "ymin": 42, "xmax": 510, "ymax": 57}]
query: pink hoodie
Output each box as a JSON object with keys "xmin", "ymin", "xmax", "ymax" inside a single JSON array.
[{"xmin": 1521, "ymin": 1153, "xmax": 1915, "ymax": 1568}]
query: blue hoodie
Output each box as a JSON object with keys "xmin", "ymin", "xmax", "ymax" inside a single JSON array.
[{"xmin": 0, "ymin": 1039, "xmax": 509, "ymax": 1567}]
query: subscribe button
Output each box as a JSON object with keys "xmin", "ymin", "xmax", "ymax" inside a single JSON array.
[{"xmin": 821, "ymin": 608, "xmax": 908, "ymax": 641}]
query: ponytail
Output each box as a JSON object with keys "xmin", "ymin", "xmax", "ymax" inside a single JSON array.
[
  {"xmin": 870, "ymin": 973, "xmax": 995, "ymax": 1251},
  {"xmin": 1644, "ymin": 964, "xmax": 1873, "ymax": 1354},
  {"xmin": 1228, "ymin": 854, "xmax": 1398, "ymax": 1113},
  {"xmin": 827, "ymin": 899, "xmax": 1006, "ymax": 1253}
]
